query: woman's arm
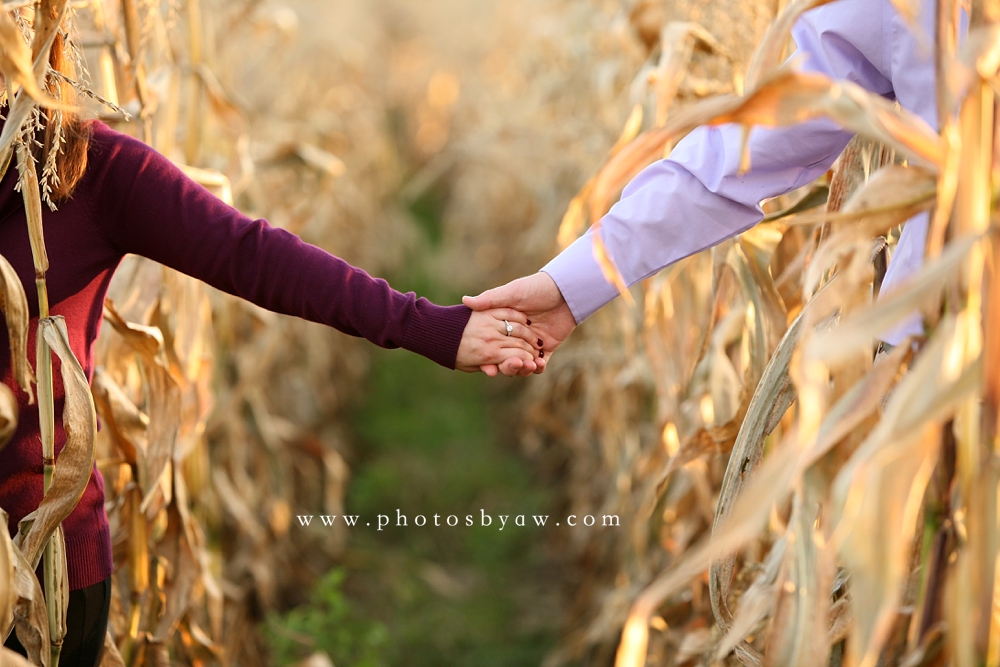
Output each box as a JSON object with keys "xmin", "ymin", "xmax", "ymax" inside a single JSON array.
[{"xmin": 83, "ymin": 122, "xmax": 538, "ymax": 370}]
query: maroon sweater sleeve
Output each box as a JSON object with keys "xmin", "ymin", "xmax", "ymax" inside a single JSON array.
[{"xmin": 82, "ymin": 123, "xmax": 472, "ymax": 368}]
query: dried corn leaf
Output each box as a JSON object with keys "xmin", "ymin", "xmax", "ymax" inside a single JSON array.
[
  {"xmin": 835, "ymin": 423, "xmax": 940, "ymax": 667},
  {"xmin": 137, "ymin": 365, "xmax": 180, "ymax": 516},
  {"xmin": 0, "ymin": 9, "xmax": 67, "ymax": 110},
  {"xmin": 611, "ymin": 105, "xmax": 644, "ymax": 156},
  {"xmin": 827, "ymin": 595, "xmax": 852, "ymax": 646},
  {"xmin": 764, "ymin": 496, "xmax": 834, "ymax": 667},
  {"xmin": 708, "ymin": 71, "xmax": 943, "ymax": 169},
  {"xmin": 686, "ymin": 307, "xmax": 744, "ymax": 429},
  {"xmin": 15, "ymin": 317, "xmax": 96, "ymax": 570},
  {"xmin": 804, "ymin": 166, "xmax": 936, "ymax": 293},
  {"xmin": 710, "ymin": 294, "xmax": 807, "ymax": 636},
  {"xmin": 100, "ymin": 630, "xmax": 126, "ymax": 667},
  {"xmin": 615, "ymin": 433, "xmax": 801, "ymax": 667},
  {"xmin": 0, "ymin": 511, "xmax": 13, "ymax": 638},
  {"xmin": 29, "ymin": 0, "xmax": 70, "ymax": 68},
  {"xmin": 800, "ymin": 340, "xmax": 913, "ymax": 466},
  {"xmin": 0, "ymin": 99, "xmax": 30, "ymax": 182},
  {"xmin": 589, "ymin": 93, "xmax": 733, "ymax": 224},
  {"xmin": 557, "ymin": 178, "xmax": 594, "ymax": 250},
  {"xmin": 0, "ymin": 0, "xmax": 71, "ymax": 183},
  {"xmin": 807, "ymin": 233, "xmax": 979, "ymax": 365},
  {"xmin": 889, "ymin": 0, "xmax": 921, "ymax": 26},
  {"xmin": 0, "ymin": 648, "xmax": 36, "ymax": 667},
  {"xmin": 103, "ymin": 301, "xmax": 165, "ymax": 362},
  {"xmin": 0, "ymin": 253, "xmax": 34, "ymax": 401},
  {"xmin": 625, "ymin": 294, "xmax": 913, "ymax": 667},
  {"xmin": 8, "ymin": 515, "xmax": 49, "ymax": 667},
  {"xmin": 715, "ymin": 537, "xmax": 786, "ymax": 662},
  {"xmin": 91, "ymin": 367, "xmax": 148, "ymax": 466},
  {"xmin": 16, "ymin": 145, "xmax": 47, "ymax": 276},
  {"xmin": 152, "ymin": 499, "xmax": 200, "ymax": 641},
  {"xmin": 946, "ymin": 465, "xmax": 997, "ymax": 667},
  {"xmin": 46, "ymin": 526, "xmax": 69, "ymax": 653},
  {"xmin": 592, "ymin": 234, "xmax": 634, "ymax": 306},
  {"xmin": 703, "ymin": 344, "xmax": 909, "ymax": 667},
  {"xmin": 760, "ymin": 184, "xmax": 829, "ymax": 224},
  {"xmin": 730, "ymin": 240, "xmax": 786, "ymax": 392},
  {"xmin": 653, "ymin": 23, "xmax": 723, "ymax": 126},
  {"xmin": 835, "ymin": 164, "xmax": 936, "ymax": 225},
  {"xmin": 955, "ymin": 25, "xmax": 1000, "ymax": 93},
  {"xmin": 0, "ymin": 384, "xmax": 17, "ymax": 450},
  {"xmin": 744, "ymin": 0, "xmax": 838, "ymax": 91},
  {"xmin": 103, "ymin": 301, "xmax": 181, "ymax": 514},
  {"xmin": 126, "ymin": 486, "xmax": 148, "ymax": 597},
  {"xmin": 833, "ymin": 313, "xmax": 982, "ymax": 667}
]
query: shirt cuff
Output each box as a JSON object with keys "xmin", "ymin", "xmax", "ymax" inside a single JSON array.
[
  {"xmin": 541, "ymin": 231, "xmax": 622, "ymax": 324},
  {"xmin": 400, "ymin": 302, "xmax": 473, "ymax": 369}
]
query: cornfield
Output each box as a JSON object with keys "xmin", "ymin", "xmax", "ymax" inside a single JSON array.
[{"xmin": 0, "ymin": 0, "xmax": 997, "ymax": 666}]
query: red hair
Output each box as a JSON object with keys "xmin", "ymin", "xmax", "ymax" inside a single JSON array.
[{"xmin": 37, "ymin": 26, "xmax": 91, "ymax": 201}]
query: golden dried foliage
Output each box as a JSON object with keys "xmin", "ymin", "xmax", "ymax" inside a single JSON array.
[
  {"xmin": 0, "ymin": 0, "xmax": 999, "ymax": 666},
  {"xmin": 522, "ymin": 2, "xmax": 1000, "ymax": 667}
]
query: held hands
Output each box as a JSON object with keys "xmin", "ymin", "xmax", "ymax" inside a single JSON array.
[
  {"xmin": 455, "ymin": 308, "xmax": 545, "ymax": 377},
  {"xmin": 462, "ymin": 272, "xmax": 577, "ymax": 376}
]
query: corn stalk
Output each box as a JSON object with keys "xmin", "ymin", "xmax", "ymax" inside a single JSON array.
[
  {"xmin": 526, "ymin": 1, "xmax": 1000, "ymax": 666},
  {"xmin": 0, "ymin": 2, "xmax": 89, "ymax": 665}
]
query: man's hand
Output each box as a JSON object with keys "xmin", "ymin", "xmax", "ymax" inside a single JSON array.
[{"xmin": 463, "ymin": 272, "xmax": 577, "ymax": 375}]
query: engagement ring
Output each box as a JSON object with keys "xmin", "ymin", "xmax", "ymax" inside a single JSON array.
[{"xmin": 504, "ymin": 320, "xmax": 513, "ymax": 336}]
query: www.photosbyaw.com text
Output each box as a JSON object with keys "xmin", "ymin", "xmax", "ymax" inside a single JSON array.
[{"xmin": 295, "ymin": 509, "xmax": 621, "ymax": 531}]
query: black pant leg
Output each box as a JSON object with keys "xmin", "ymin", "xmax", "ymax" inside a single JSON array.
[{"xmin": 3, "ymin": 575, "xmax": 111, "ymax": 667}]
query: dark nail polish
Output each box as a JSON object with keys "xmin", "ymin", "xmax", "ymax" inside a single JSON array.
[
  {"xmin": 537, "ymin": 338, "xmax": 543, "ymax": 347},
  {"xmin": 539, "ymin": 350, "xmax": 544, "ymax": 357},
  {"xmin": 526, "ymin": 319, "xmax": 532, "ymax": 325}
]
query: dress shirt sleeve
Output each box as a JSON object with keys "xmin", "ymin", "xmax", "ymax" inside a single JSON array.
[
  {"xmin": 542, "ymin": 0, "xmax": 893, "ymax": 323},
  {"xmin": 82, "ymin": 123, "xmax": 472, "ymax": 369}
]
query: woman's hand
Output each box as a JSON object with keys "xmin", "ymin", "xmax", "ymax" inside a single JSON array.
[
  {"xmin": 463, "ymin": 272, "xmax": 576, "ymax": 374},
  {"xmin": 455, "ymin": 308, "xmax": 544, "ymax": 377}
]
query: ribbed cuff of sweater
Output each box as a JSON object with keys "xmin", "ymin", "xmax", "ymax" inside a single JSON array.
[
  {"xmin": 400, "ymin": 302, "xmax": 473, "ymax": 369},
  {"xmin": 62, "ymin": 520, "xmax": 113, "ymax": 590}
]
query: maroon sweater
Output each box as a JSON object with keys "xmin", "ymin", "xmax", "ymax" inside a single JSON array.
[{"xmin": 0, "ymin": 121, "xmax": 472, "ymax": 590}]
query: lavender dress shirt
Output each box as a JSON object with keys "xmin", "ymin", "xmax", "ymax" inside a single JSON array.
[{"xmin": 543, "ymin": 0, "xmax": 949, "ymax": 345}]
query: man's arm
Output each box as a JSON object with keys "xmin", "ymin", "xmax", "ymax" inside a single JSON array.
[
  {"xmin": 545, "ymin": 0, "xmax": 893, "ymax": 323},
  {"xmin": 468, "ymin": 0, "xmax": 893, "ymax": 364}
]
